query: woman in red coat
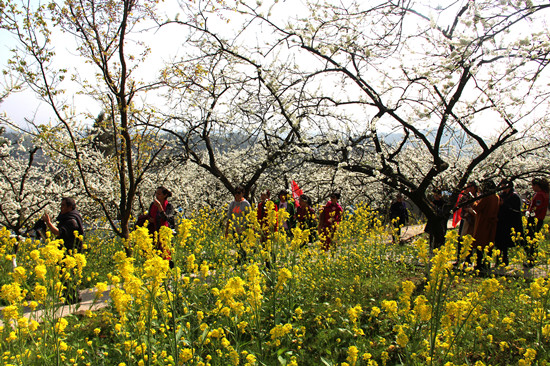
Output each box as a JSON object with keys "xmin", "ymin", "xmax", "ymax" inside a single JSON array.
[
  {"xmin": 318, "ymin": 192, "xmax": 343, "ymax": 251},
  {"xmin": 525, "ymin": 177, "xmax": 549, "ymax": 266},
  {"xmin": 472, "ymin": 180, "xmax": 500, "ymax": 274}
]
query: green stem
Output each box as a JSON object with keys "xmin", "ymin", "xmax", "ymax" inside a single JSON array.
[{"xmin": 145, "ymin": 285, "xmax": 156, "ymax": 366}]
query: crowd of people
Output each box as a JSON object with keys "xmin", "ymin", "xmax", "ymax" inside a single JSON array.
[
  {"xmin": 36, "ymin": 177, "xmax": 548, "ymax": 287},
  {"xmin": 453, "ymin": 177, "xmax": 549, "ymax": 272},
  {"xmin": 398, "ymin": 177, "xmax": 550, "ymax": 274},
  {"xmin": 26, "ymin": 177, "xmax": 547, "ymax": 306},
  {"xmin": 225, "ymin": 186, "xmax": 344, "ymax": 253}
]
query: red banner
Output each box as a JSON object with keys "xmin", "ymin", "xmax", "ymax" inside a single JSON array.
[{"xmin": 291, "ymin": 180, "xmax": 303, "ymax": 201}]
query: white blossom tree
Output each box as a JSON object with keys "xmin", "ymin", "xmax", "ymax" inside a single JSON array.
[
  {"xmin": 1, "ymin": 0, "xmax": 170, "ymax": 238},
  {"xmin": 2, "ymin": 0, "xmax": 549, "ymax": 245},
  {"xmin": 0, "ymin": 132, "xmax": 79, "ymax": 235},
  {"xmin": 217, "ymin": 0, "xmax": 550, "ymax": 247},
  {"xmin": 156, "ymin": 1, "xmax": 315, "ymax": 200}
]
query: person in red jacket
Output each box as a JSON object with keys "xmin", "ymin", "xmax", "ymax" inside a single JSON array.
[
  {"xmin": 525, "ymin": 177, "xmax": 549, "ymax": 267},
  {"xmin": 136, "ymin": 186, "xmax": 175, "ymax": 260},
  {"xmin": 318, "ymin": 192, "xmax": 343, "ymax": 251}
]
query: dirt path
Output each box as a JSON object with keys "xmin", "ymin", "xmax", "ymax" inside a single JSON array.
[
  {"xmin": 399, "ymin": 224, "xmax": 427, "ymax": 242},
  {"xmin": 0, "ymin": 287, "xmax": 111, "ymax": 326}
]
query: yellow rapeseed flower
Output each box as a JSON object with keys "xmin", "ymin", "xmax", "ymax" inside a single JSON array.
[
  {"xmin": 2, "ymin": 305, "xmax": 19, "ymax": 321},
  {"xmin": 143, "ymin": 255, "xmax": 169, "ymax": 285},
  {"xmin": 11, "ymin": 267, "xmax": 26, "ymax": 284},
  {"xmin": 55, "ymin": 318, "xmax": 68, "ymax": 334},
  {"xmin": 394, "ymin": 325, "xmax": 409, "ymax": 348},
  {"xmin": 40, "ymin": 242, "xmax": 65, "ymax": 265},
  {"xmin": 34, "ymin": 264, "xmax": 47, "ymax": 281},
  {"xmin": 32, "ymin": 284, "xmax": 48, "ymax": 303},
  {"xmin": 275, "ymin": 268, "xmax": 292, "ymax": 291},
  {"xmin": 348, "ymin": 304, "xmax": 362, "ymax": 324},
  {"xmin": 1, "ymin": 283, "xmax": 26, "ymax": 304},
  {"xmin": 270, "ymin": 323, "xmax": 293, "ymax": 340},
  {"xmin": 186, "ymin": 254, "xmax": 197, "ymax": 273},
  {"xmin": 381, "ymin": 300, "xmax": 398, "ymax": 319},
  {"xmin": 347, "ymin": 345, "xmax": 359, "ymax": 366},
  {"xmin": 519, "ymin": 348, "xmax": 537, "ymax": 366},
  {"xmin": 245, "ymin": 353, "xmax": 257, "ymax": 365}
]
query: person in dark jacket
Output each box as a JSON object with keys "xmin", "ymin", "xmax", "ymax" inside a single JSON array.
[
  {"xmin": 495, "ymin": 179, "xmax": 523, "ymax": 267},
  {"xmin": 42, "ymin": 197, "xmax": 84, "ymax": 252},
  {"xmin": 42, "ymin": 197, "xmax": 84, "ymax": 304},
  {"xmin": 389, "ymin": 193, "xmax": 408, "ymax": 243},
  {"xmin": 424, "ymin": 188, "xmax": 448, "ymax": 250},
  {"xmin": 274, "ymin": 190, "xmax": 296, "ymax": 235},
  {"xmin": 295, "ymin": 194, "xmax": 317, "ymax": 245}
]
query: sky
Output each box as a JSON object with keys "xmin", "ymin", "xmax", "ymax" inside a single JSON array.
[
  {"xmin": 0, "ymin": 0, "xmax": 548, "ymax": 139},
  {"xmin": 0, "ymin": 0, "xmax": 198, "ymax": 129},
  {"xmin": 0, "ymin": 0, "xmax": 304, "ymax": 130}
]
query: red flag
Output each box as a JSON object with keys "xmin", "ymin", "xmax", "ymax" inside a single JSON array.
[
  {"xmin": 291, "ymin": 180, "xmax": 303, "ymax": 201},
  {"xmin": 452, "ymin": 193, "xmax": 463, "ymax": 228}
]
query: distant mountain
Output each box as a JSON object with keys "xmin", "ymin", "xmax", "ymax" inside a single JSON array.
[{"xmin": 1, "ymin": 131, "xmax": 48, "ymax": 163}]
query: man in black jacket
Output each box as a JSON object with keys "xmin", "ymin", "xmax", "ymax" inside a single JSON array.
[
  {"xmin": 495, "ymin": 179, "xmax": 523, "ymax": 267},
  {"xmin": 42, "ymin": 197, "xmax": 84, "ymax": 304},
  {"xmin": 42, "ymin": 197, "xmax": 84, "ymax": 252}
]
